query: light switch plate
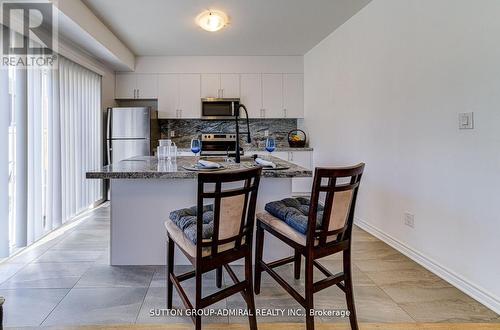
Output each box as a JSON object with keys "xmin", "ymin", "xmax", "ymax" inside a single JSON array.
[
  {"xmin": 404, "ymin": 212, "xmax": 415, "ymax": 228},
  {"xmin": 459, "ymin": 112, "xmax": 474, "ymax": 129}
]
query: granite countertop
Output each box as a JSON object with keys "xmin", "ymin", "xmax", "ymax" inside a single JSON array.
[
  {"xmin": 177, "ymin": 146, "xmax": 314, "ymax": 153},
  {"xmin": 86, "ymin": 156, "xmax": 312, "ymax": 180}
]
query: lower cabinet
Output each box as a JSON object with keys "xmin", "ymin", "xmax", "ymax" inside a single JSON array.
[{"xmin": 255, "ymin": 150, "xmax": 313, "ymax": 195}]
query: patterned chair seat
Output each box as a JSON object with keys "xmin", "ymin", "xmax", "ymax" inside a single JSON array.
[
  {"xmin": 165, "ymin": 204, "xmax": 244, "ymax": 258},
  {"xmin": 260, "ymin": 194, "xmax": 353, "ymax": 246}
]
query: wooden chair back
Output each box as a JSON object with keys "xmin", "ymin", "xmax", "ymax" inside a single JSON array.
[
  {"xmin": 306, "ymin": 163, "xmax": 365, "ymax": 248},
  {"xmin": 196, "ymin": 167, "xmax": 262, "ymax": 258}
]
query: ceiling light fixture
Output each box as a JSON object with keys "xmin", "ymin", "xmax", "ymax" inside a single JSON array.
[{"xmin": 196, "ymin": 10, "xmax": 228, "ymax": 32}]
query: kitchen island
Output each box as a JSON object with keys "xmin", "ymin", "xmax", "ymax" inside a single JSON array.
[{"xmin": 87, "ymin": 156, "xmax": 312, "ymax": 265}]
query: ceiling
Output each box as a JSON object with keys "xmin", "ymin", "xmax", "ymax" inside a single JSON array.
[{"xmin": 82, "ymin": 0, "xmax": 371, "ymax": 56}]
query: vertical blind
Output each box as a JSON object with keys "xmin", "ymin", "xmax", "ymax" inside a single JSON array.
[
  {"xmin": 59, "ymin": 57, "xmax": 102, "ymax": 222},
  {"xmin": 0, "ymin": 55, "xmax": 102, "ymax": 258}
]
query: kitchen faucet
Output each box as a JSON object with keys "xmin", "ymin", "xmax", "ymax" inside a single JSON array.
[{"xmin": 234, "ymin": 103, "xmax": 251, "ymax": 163}]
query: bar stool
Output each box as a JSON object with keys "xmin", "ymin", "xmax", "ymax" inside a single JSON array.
[
  {"xmin": 254, "ymin": 164, "xmax": 365, "ymax": 330},
  {"xmin": 165, "ymin": 167, "xmax": 262, "ymax": 330}
]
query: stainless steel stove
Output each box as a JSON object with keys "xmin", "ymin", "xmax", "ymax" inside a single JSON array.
[{"xmin": 200, "ymin": 133, "xmax": 244, "ymax": 157}]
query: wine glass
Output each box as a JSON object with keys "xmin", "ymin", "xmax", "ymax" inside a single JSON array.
[
  {"xmin": 191, "ymin": 138, "xmax": 201, "ymax": 161},
  {"xmin": 265, "ymin": 137, "xmax": 276, "ymax": 160}
]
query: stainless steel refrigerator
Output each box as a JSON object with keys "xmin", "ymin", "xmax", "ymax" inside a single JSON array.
[{"xmin": 105, "ymin": 107, "xmax": 158, "ymax": 165}]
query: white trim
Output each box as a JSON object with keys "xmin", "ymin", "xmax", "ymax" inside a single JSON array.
[
  {"xmin": 354, "ymin": 216, "xmax": 500, "ymax": 315},
  {"xmin": 58, "ymin": 38, "xmax": 107, "ymax": 76}
]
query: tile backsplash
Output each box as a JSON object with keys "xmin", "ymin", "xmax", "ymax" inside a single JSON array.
[{"xmin": 159, "ymin": 119, "xmax": 299, "ymax": 149}]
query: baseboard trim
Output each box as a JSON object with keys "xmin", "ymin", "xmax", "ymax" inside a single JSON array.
[{"xmin": 354, "ymin": 217, "xmax": 500, "ymax": 314}]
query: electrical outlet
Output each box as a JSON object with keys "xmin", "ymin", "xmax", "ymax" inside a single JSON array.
[
  {"xmin": 404, "ymin": 212, "xmax": 415, "ymax": 228},
  {"xmin": 459, "ymin": 112, "xmax": 474, "ymax": 129},
  {"xmin": 264, "ymin": 130, "xmax": 269, "ymax": 137},
  {"xmin": 170, "ymin": 130, "xmax": 175, "ymax": 137}
]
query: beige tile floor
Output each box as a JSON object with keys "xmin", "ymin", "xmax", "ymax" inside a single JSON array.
[{"xmin": 0, "ymin": 203, "xmax": 498, "ymax": 328}]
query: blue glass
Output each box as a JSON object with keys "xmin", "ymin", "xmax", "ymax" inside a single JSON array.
[
  {"xmin": 191, "ymin": 138, "xmax": 201, "ymax": 155},
  {"xmin": 265, "ymin": 137, "xmax": 276, "ymax": 158}
]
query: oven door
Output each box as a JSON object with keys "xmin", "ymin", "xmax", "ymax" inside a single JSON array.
[{"xmin": 201, "ymin": 98, "xmax": 240, "ymax": 119}]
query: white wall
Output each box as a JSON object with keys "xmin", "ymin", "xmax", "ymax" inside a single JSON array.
[
  {"xmin": 304, "ymin": 0, "xmax": 500, "ymax": 312},
  {"xmin": 131, "ymin": 56, "xmax": 303, "ymax": 74}
]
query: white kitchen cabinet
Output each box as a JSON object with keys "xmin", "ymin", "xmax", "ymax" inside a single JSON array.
[
  {"xmin": 262, "ymin": 74, "xmax": 283, "ymax": 118},
  {"xmin": 158, "ymin": 74, "xmax": 179, "ymax": 119},
  {"xmin": 283, "ymin": 74, "xmax": 304, "ymax": 118},
  {"xmin": 201, "ymin": 74, "xmax": 220, "ymax": 98},
  {"xmin": 256, "ymin": 150, "xmax": 313, "ymax": 195},
  {"xmin": 158, "ymin": 74, "xmax": 200, "ymax": 119},
  {"xmin": 289, "ymin": 150, "xmax": 312, "ymax": 194},
  {"xmin": 240, "ymin": 74, "xmax": 262, "ymax": 118},
  {"xmin": 115, "ymin": 73, "xmax": 158, "ymax": 99},
  {"xmin": 136, "ymin": 74, "xmax": 158, "ymax": 99},
  {"xmin": 220, "ymin": 74, "xmax": 240, "ymax": 98},
  {"xmin": 202, "ymin": 73, "xmax": 240, "ymax": 99},
  {"xmin": 178, "ymin": 74, "xmax": 201, "ymax": 118},
  {"xmin": 115, "ymin": 73, "xmax": 136, "ymax": 99}
]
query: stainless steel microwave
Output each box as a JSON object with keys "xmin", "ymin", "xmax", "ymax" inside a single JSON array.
[{"xmin": 201, "ymin": 98, "xmax": 240, "ymax": 119}]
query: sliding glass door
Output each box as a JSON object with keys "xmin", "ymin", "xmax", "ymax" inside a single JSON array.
[
  {"xmin": 59, "ymin": 57, "xmax": 102, "ymax": 222},
  {"xmin": 0, "ymin": 56, "xmax": 103, "ymax": 258}
]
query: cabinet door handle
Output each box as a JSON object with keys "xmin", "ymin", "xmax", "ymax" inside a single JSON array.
[
  {"xmin": 261, "ymin": 109, "xmax": 265, "ymax": 118},
  {"xmin": 290, "ymin": 152, "xmax": 294, "ymax": 162},
  {"xmin": 220, "ymin": 88, "xmax": 224, "ymax": 98},
  {"xmin": 137, "ymin": 89, "xmax": 140, "ymax": 99},
  {"xmin": 283, "ymin": 108, "xmax": 287, "ymax": 118},
  {"xmin": 133, "ymin": 89, "xmax": 136, "ymax": 98}
]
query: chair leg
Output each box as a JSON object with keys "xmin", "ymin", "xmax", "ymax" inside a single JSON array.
[
  {"xmin": 305, "ymin": 256, "xmax": 315, "ymax": 330},
  {"xmin": 245, "ymin": 253, "xmax": 258, "ymax": 330},
  {"xmin": 254, "ymin": 224, "xmax": 264, "ymax": 295},
  {"xmin": 167, "ymin": 236, "xmax": 174, "ymax": 309},
  {"xmin": 195, "ymin": 315, "xmax": 202, "ymax": 330},
  {"xmin": 216, "ymin": 266, "xmax": 223, "ymax": 288},
  {"xmin": 344, "ymin": 249, "xmax": 359, "ymax": 330},
  {"xmin": 294, "ymin": 250, "xmax": 301, "ymax": 279},
  {"xmin": 195, "ymin": 268, "xmax": 202, "ymax": 330}
]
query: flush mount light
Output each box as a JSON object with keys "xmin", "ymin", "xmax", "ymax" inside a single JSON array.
[{"xmin": 196, "ymin": 10, "xmax": 229, "ymax": 32}]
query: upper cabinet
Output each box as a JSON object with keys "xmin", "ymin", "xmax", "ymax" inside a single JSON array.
[
  {"xmin": 179, "ymin": 74, "xmax": 201, "ymax": 118},
  {"xmin": 115, "ymin": 73, "xmax": 158, "ymax": 99},
  {"xmin": 117, "ymin": 72, "xmax": 303, "ymax": 118},
  {"xmin": 220, "ymin": 74, "xmax": 240, "ymax": 98},
  {"xmin": 283, "ymin": 74, "xmax": 304, "ymax": 118},
  {"xmin": 158, "ymin": 74, "xmax": 201, "ymax": 119},
  {"xmin": 240, "ymin": 74, "xmax": 262, "ymax": 118},
  {"xmin": 262, "ymin": 74, "xmax": 283, "ymax": 118},
  {"xmin": 157, "ymin": 74, "xmax": 178, "ymax": 119},
  {"xmin": 241, "ymin": 73, "xmax": 304, "ymax": 118},
  {"xmin": 201, "ymin": 73, "xmax": 240, "ymax": 98},
  {"xmin": 201, "ymin": 74, "xmax": 220, "ymax": 98},
  {"xmin": 136, "ymin": 74, "xmax": 158, "ymax": 99}
]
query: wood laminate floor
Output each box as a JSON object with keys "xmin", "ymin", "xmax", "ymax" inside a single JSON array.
[{"xmin": 0, "ymin": 203, "xmax": 498, "ymax": 328}]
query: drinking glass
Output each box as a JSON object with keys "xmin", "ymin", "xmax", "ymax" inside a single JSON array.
[
  {"xmin": 191, "ymin": 138, "xmax": 201, "ymax": 160},
  {"xmin": 265, "ymin": 137, "xmax": 276, "ymax": 160}
]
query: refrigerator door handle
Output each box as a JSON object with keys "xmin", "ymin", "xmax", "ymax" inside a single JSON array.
[
  {"xmin": 106, "ymin": 139, "xmax": 112, "ymax": 165},
  {"xmin": 106, "ymin": 107, "xmax": 112, "ymax": 140}
]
